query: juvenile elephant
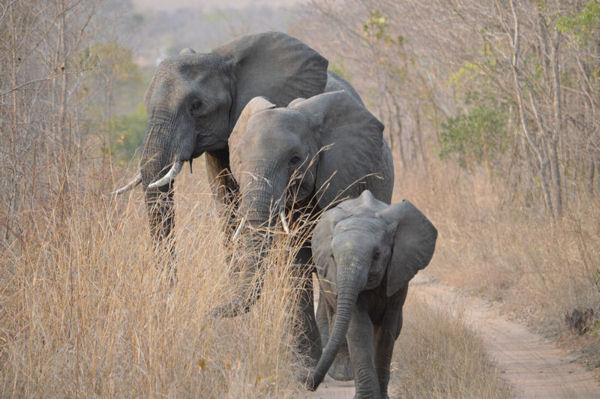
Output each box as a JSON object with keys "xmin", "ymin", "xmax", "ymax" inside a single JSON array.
[
  {"xmin": 218, "ymin": 90, "xmax": 394, "ymax": 368},
  {"xmin": 307, "ymin": 190, "xmax": 437, "ymax": 398}
]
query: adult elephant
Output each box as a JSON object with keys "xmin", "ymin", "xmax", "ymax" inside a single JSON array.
[
  {"xmin": 217, "ymin": 90, "xmax": 394, "ymax": 371},
  {"xmin": 113, "ymin": 32, "xmax": 348, "ymax": 258}
]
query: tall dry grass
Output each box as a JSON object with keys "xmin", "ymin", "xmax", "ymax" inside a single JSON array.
[
  {"xmin": 395, "ymin": 162, "xmax": 600, "ymax": 337},
  {"xmin": 0, "ymin": 167, "xmax": 305, "ymax": 398},
  {"xmin": 1, "ymin": 161, "xmax": 513, "ymax": 398}
]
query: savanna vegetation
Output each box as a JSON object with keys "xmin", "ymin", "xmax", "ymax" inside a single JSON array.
[{"xmin": 1, "ymin": 0, "xmax": 598, "ymax": 397}]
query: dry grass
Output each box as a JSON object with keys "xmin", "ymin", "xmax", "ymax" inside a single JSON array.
[
  {"xmin": 1, "ymin": 161, "xmax": 513, "ymax": 398},
  {"xmin": 0, "ymin": 168, "xmax": 306, "ymax": 398},
  {"xmin": 392, "ymin": 295, "xmax": 512, "ymax": 399},
  {"xmin": 395, "ymin": 162, "xmax": 600, "ymax": 339}
]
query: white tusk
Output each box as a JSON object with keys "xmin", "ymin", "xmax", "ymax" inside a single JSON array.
[
  {"xmin": 280, "ymin": 210, "xmax": 290, "ymax": 234},
  {"xmin": 111, "ymin": 173, "xmax": 142, "ymax": 195},
  {"xmin": 232, "ymin": 217, "xmax": 246, "ymax": 241},
  {"xmin": 148, "ymin": 161, "xmax": 183, "ymax": 189}
]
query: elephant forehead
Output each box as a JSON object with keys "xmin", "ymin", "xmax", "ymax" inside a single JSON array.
[
  {"xmin": 330, "ymin": 228, "xmax": 377, "ymax": 260},
  {"xmin": 153, "ymin": 55, "xmax": 228, "ymax": 95},
  {"xmin": 157, "ymin": 53, "xmax": 227, "ymax": 77},
  {"xmin": 245, "ymin": 109, "xmax": 310, "ymax": 145},
  {"xmin": 150, "ymin": 58, "xmax": 232, "ymax": 113},
  {"xmin": 334, "ymin": 217, "xmax": 387, "ymax": 236}
]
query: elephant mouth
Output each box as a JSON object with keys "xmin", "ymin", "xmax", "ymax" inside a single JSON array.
[
  {"xmin": 231, "ymin": 209, "xmax": 290, "ymax": 242},
  {"xmin": 196, "ymin": 130, "xmax": 228, "ymax": 153}
]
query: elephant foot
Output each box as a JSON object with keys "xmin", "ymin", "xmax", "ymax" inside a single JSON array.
[{"xmin": 327, "ymin": 349, "xmax": 354, "ymax": 381}]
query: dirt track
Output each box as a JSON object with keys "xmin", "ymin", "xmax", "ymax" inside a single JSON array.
[{"xmin": 304, "ymin": 274, "xmax": 600, "ymax": 399}]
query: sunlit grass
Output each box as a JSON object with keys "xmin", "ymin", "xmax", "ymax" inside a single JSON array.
[
  {"xmin": 0, "ymin": 168, "xmax": 305, "ymax": 398},
  {"xmin": 396, "ymin": 162, "xmax": 600, "ymax": 335},
  {"xmin": 1, "ymin": 161, "xmax": 514, "ymax": 398},
  {"xmin": 393, "ymin": 295, "xmax": 512, "ymax": 399}
]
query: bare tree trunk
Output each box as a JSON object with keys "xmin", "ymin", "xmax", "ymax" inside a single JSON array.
[
  {"xmin": 55, "ymin": 0, "xmax": 70, "ymax": 217},
  {"xmin": 550, "ymin": 29, "xmax": 563, "ymax": 216},
  {"xmin": 505, "ymin": 0, "xmax": 555, "ymax": 217},
  {"xmin": 414, "ymin": 106, "xmax": 429, "ymax": 175},
  {"xmin": 390, "ymin": 96, "xmax": 406, "ymax": 170}
]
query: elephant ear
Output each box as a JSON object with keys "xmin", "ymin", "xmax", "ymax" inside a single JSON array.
[
  {"xmin": 311, "ymin": 206, "xmax": 350, "ymax": 282},
  {"xmin": 377, "ymin": 200, "xmax": 438, "ymax": 297},
  {"xmin": 229, "ymin": 96, "xmax": 276, "ymax": 156},
  {"xmin": 291, "ymin": 91, "xmax": 385, "ymax": 208},
  {"xmin": 213, "ymin": 32, "xmax": 328, "ymax": 124}
]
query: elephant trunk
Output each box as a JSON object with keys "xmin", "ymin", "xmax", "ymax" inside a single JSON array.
[
  {"xmin": 140, "ymin": 110, "xmax": 179, "ymax": 260},
  {"xmin": 307, "ymin": 255, "xmax": 365, "ymax": 391},
  {"xmin": 215, "ymin": 177, "xmax": 280, "ymax": 317}
]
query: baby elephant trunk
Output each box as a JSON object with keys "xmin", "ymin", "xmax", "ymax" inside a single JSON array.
[{"xmin": 307, "ymin": 255, "xmax": 365, "ymax": 390}]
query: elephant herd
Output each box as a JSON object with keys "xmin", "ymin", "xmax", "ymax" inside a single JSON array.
[{"xmin": 113, "ymin": 32, "xmax": 437, "ymax": 399}]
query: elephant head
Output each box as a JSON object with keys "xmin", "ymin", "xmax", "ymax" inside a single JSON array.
[
  {"xmin": 307, "ymin": 190, "xmax": 438, "ymax": 390},
  {"xmin": 113, "ymin": 32, "xmax": 328, "ymax": 250},
  {"xmin": 217, "ymin": 90, "xmax": 391, "ymax": 316}
]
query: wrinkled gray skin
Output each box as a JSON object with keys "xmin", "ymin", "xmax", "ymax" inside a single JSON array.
[
  {"xmin": 120, "ymin": 32, "xmax": 367, "ymax": 374},
  {"xmin": 221, "ymin": 90, "xmax": 394, "ymax": 371},
  {"xmin": 306, "ymin": 190, "xmax": 437, "ymax": 398},
  {"xmin": 135, "ymin": 32, "xmax": 331, "ymax": 264}
]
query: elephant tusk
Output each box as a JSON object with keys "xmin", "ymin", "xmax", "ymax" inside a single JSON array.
[
  {"xmin": 148, "ymin": 161, "xmax": 183, "ymax": 189},
  {"xmin": 232, "ymin": 217, "xmax": 246, "ymax": 241},
  {"xmin": 111, "ymin": 173, "xmax": 142, "ymax": 195},
  {"xmin": 280, "ymin": 210, "xmax": 290, "ymax": 234}
]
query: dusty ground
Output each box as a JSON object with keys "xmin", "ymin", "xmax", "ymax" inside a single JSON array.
[
  {"xmin": 303, "ymin": 376, "xmax": 355, "ymax": 399},
  {"xmin": 303, "ymin": 273, "xmax": 600, "ymax": 399}
]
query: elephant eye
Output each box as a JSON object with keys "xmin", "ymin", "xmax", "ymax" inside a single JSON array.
[
  {"xmin": 290, "ymin": 155, "xmax": 302, "ymax": 166},
  {"xmin": 190, "ymin": 100, "xmax": 202, "ymax": 115},
  {"xmin": 372, "ymin": 249, "xmax": 380, "ymax": 261}
]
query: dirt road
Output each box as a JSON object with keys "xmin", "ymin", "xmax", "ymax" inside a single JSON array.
[{"xmin": 305, "ymin": 274, "xmax": 600, "ymax": 398}]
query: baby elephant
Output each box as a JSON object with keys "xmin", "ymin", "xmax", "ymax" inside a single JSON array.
[{"xmin": 307, "ymin": 190, "xmax": 437, "ymax": 398}]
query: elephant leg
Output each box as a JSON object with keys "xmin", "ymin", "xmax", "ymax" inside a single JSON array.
[
  {"xmin": 205, "ymin": 150, "xmax": 239, "ymax": 207},
  {"xmin": 205, "ymin": 151, "xmax": 240, "ymax": 271},
  {"xmin": 294, "ymin": 246, "xmax": 322, "ymax": 366},
  {"xmin": 205, "ymin": 150, "xmax": 240, "ymax": 242},
  {"xmin": 146, "ymin": 189, "xmax": 177, "ymax": 285},
  {"xmin": 374, "ymin": 285, "xmax": 408, "ymax": 399},
  {"xmin": 347, "ymin": 304, "xmax": 380, "ymax": 399},
  {"xmin": 373, "ymin": 326, "xmax": 398, "ymax": 399}
]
